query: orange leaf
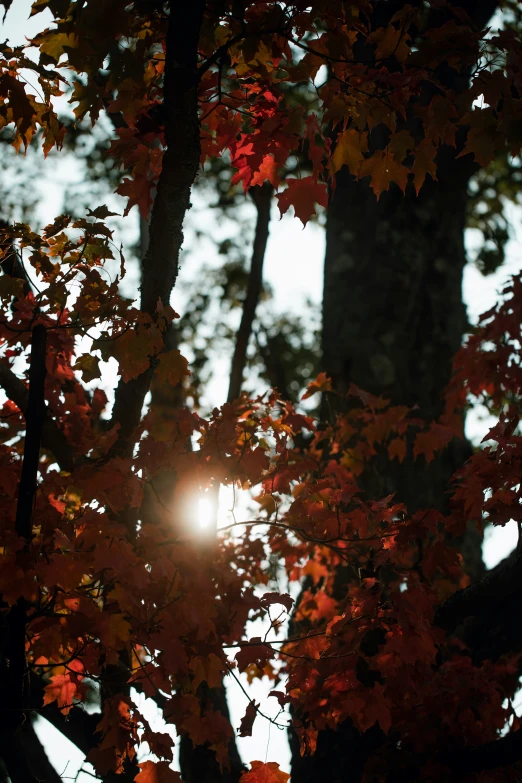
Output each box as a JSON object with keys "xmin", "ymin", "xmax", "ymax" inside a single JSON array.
[
  {"xmin": 330, "ymin": 129, "xmax": 368, "ymax": 176},
  {"xmin": 301, "ymin": 372, "xmax": 332, "ymax": 400},
  {"xmin": 155, "ymin": 350, "xmax": 190, "ymax": 386},
  {"xmin": 134, "ymin": 761, "xmax": 182, "ymax": 782},
  {"xmin": 240, "ymin": 761, "xmax": 290, "ymax": 783},
  {"xmin": 359, "ymin": 151, "xmax": 409, "ymax": 198}
]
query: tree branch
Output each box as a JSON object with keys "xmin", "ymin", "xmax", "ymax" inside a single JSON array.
[
  {"xmin": 109, "ymin": 0, "xmax": 205, "ymax": 458},
  {"xmin": 442, "ymin": 726, "xmax": 522, "ymax": 774},
  {"xmin": 0, "ymin": 325, "xmax": 47, "ymax": 782},
  {"xmin": 435, "ymin": 549, "xmax": 522, "ymax": 660},
  {"xmin": 15, "ymin": 324, "xmax": 47, "ymax": 539},
  {"xmin": 0, "ymin": 361, "xmax": 75, "ymax": 472},
  {"xmin": 20, "ymin": 719, "xmax": 63, "ymax": 783},
  {"xmin": 227, "ymin": 183, "xmax": 272, "ymax": 403}
]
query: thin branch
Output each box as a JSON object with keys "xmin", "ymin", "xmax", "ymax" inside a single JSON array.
[
  {"xmin": 228, "ymin": 183, "xmax": 273, "ymax": 403},
  {"xmin": 15, "ymin": 325, "xmax": 47, "ymax": 539}
]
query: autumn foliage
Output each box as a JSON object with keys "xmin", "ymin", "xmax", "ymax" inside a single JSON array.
[{"xmin": 0, "ymin": 1, "xmax": 522, "ymax": 781}]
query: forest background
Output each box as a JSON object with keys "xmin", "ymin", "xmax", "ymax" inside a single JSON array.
[{"xmin": 1, "ymin": 0, "xmax": 522, "ymax": 781}]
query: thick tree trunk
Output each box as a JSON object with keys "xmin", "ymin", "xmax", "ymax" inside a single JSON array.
[
  {"xmin": 322, "ymin": 154, "xmax": 472, "ymax": 511},
  {"xmin": 290, "ymin": 145, "xmax": 482, "ymax": 783}
]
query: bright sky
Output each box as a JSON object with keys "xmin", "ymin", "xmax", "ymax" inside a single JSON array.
[{"xmin": 1, "ymin": 1, "xmax": 521, "ymax": 779}]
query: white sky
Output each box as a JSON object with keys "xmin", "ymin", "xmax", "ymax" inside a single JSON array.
[{"xmin": 1, "ymin": 1, "xmax": 522, "ymax": 779}]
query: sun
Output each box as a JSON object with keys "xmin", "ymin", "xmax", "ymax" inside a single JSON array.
[{"xmin": 198, "ymin": 496, "xmax": 214, "ymax": 529}]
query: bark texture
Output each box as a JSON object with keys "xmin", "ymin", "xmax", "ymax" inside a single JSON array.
[{"xmin": 322, "ymin": 153, "xmax": 472, "ymax": 513}]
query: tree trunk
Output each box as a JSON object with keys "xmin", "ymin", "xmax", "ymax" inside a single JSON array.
[
  {"xmin": 290, "ymin": 141, "xmax": 482, "ymax": 783},
  {"xmin": 322, "ymin": 154, "xmax": 472, "ymax": 511}
]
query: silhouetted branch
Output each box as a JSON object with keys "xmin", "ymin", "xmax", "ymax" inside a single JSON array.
[
  {"xmin": 0, "ymin": 325, "xmax": 47, "ymax": 782},
  {"xmin": 435, "ymin": 549, "xmax": 522, "ymax": 660},
  {"xmin": 228, "ymin": 182, "xmax": 272, "ymax": 402},
  {"xmin": 441, "ymin": 726, "xmax": 522, "ymax": 773},
  {"xmin": 15, "ymin": 324, "xmax": 47, "ymax": 539}
]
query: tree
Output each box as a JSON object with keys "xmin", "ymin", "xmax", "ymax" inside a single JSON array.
[
  {"xmin": 291, "ymin": 3, "xmax": 510, "ymax": 777},
  {"xmin": 0, "ymin": 2, "xmax": 521, "ymax": 782}
]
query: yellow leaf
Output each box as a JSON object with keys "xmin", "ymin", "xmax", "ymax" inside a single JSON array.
[
  {"xmin": 38, "ymin": 32, "xmax": 78, "ymax": 63},
  {"xmin": 73, "ymin": 354, "xmax": 101, "ymax": 383},
  {"xmin": 330, "ymin": 129, "xmax": 368, "ymax": 176}
]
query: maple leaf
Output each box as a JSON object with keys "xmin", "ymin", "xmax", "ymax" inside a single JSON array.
[
  {"xmin": 457, "ymin": 107, "xmax": 502, "ymax": 168},
  {"xmin": 36, "ymin": 31, "xmax": 78, "ymax": 63},
  {"xmin": 412, "ymin": 139, "xmax": 437, "ymax": 194},
  {"xmin": 191, "ymin": 652, "xmax": 223, "ymax": 690},
  {"xmin": 235, "ymin": 638, "xmax": 273, "ymax": 673},
  {"xmin": 88, "ymin": 205, "xmax": 120, "ymax": 220},
  {"xmin": 301, "ymin": 372, "xmax": 332, "ymax": 400},
  {"xmin": 388, "ymin": 437, "xmax": 406, "ymax": 463},
  {"xmin": 97, "ymin": 613, "xmax": 132, "ymax": 650},
  {"xmin": 0, "ymin": 275, "xmax": 25, "ymax": 300},
  {"xmin": 359, "ymin": 150, "xmax": 409, "ymax": 197},
  {"xmin": 260, "ymin": 591, "xmax": 294, "ymax": 612},
  {"xmin": 155, "ymin": 350, "xmax": 190, "ymax": 386},
  {"xmin": 330, "ymin": 129, "xmax": 368, "ymax": 176},
  {"xmin": 42, "ymin": 659, "xmax": 85, "ymax": 715},
  {"xmin": 118, "ymin": 175, "xmax": 154, "ymax": 219},
  {"xmin": 112, "ymin": 327, "xmax": 162, "ymax": 382},
  {"xmin": 239, "ymin": 699, "xmax": 259, "ymax": 737},
  {"xmin": 240, "ymin": 761, "xmax": 290, "ymax": 783},
  {"xmin": 0, "ymin": 1, "xmax": 12, "ymax": 21},
  {"xmin": 134, "ymin": 761, "xmax": 182, "ymax": 782},
  {"xmin": 73, "ymin": 353, "xmax": 101, "ymax": 383},
  {"xmin": 88, "ymin": 747, "xmax": 120, "ymax": 777},
  {"xmin": 276, "ymin": 177, "xmax": 328, "ymax": 226},
  {"xmin": 413, "ymin": 422, "xmax": 455, "ymax": 463}
]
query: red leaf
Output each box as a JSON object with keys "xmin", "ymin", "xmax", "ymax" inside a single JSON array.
[
  {"xmin": 276, "ymin": 177, "xmax": 328, "ymax": 226},
  {"xmin": 388, "ymin": 437, "xmax": 407, "ymax": 463},
  {"xmin": 239, "ymin": 699, "xmax": 259, "ymax": 737},
  {"xmin": 42, "ymin": 659, "xmax": 85, "ymax": 715}
]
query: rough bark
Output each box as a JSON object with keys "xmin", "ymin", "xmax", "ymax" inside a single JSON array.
[{"xmin": 322, "ymin": 150, "xmax": 473, "ymax": 513}]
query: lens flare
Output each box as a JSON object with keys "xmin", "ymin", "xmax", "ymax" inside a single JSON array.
[{"xmin": 198, "ymin": 497, "xmax": 213, "ymax": 529}]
